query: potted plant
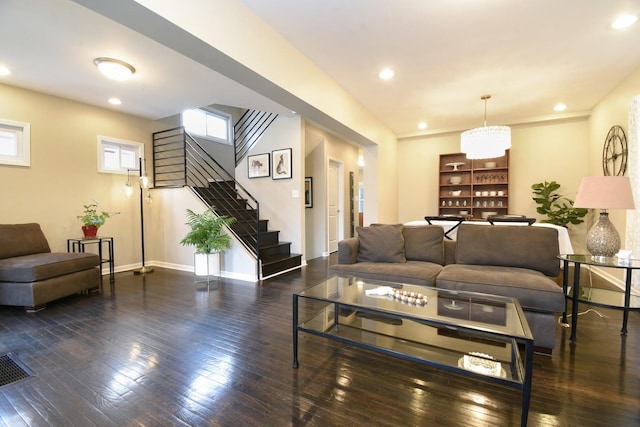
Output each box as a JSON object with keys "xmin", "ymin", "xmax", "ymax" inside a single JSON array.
[
  {"xmin": 180, "ymin": 207, "xmax": 236, "ymax": 278},
  {"xmin": 77, "ymin": 201, "xmax": 113, "ymax": 238},
  {"xmin": 531, "ymin": 181, "xmax": 588, "ymax": 228}
]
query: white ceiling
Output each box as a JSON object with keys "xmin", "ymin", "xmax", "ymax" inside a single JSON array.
[
  {"xmin": 0, "ymin": 0, "xmax": 292, "ymax": 120},
  {"xmin": 2, "ymin": 0, "xmax": 640, "ymax": 140}
]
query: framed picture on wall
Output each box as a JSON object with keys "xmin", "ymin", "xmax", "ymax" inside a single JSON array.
[
  {"xmin": 247, "ymin": 153, "xmax": 270, "ymax": 178},
  {"xmin": 272, "ymin": 148, "xmax": 292, "ymax": 180},
  {"xmin": 304, "ymin": 177, "xmax": 313, "ymax": 208}
]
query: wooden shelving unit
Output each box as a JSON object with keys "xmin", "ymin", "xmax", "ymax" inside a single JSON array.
[{"xmin": 438, "ymin": 151, "xmax": 509, "ymax": 220}]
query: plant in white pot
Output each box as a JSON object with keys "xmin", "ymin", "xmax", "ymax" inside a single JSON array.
[{"xmin": 179, "ymin": 207, "xmax": 236, "ymax": 279}]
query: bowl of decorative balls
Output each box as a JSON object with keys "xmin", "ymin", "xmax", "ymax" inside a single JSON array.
[{"xmin": 389, "ymin": 288, "xmax": 428, "ymax": 305}]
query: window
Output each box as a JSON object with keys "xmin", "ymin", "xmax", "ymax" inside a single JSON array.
[
  {"xmin": 182, "ymin": 108, "xmax": 232, "ymax": 144},
  {"xmin": 0, "ymin": 119, "xmax": 30, "ymax": 167},
  {"xmin": 97, "ymin": 136, "xmax": 143, "ymax": 174}
]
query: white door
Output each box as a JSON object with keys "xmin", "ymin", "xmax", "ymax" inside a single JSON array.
[{"xmin": 328, "ymin": 161, "xmax": 341, "ymax": 253}]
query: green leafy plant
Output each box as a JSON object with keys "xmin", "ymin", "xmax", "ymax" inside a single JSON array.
[
  {"xmin": 531, "ymin": 181, "xmax": 588, "ymax": 228},
  {"xmin": 180, "ymin": 207, "xmax": 236, "ymax": 254},
  {"xmin": 77, "ymin": 201, "xmax": 113, "ymax": 227}
]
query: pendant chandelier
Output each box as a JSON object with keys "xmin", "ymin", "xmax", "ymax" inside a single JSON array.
[{"xmin": 460, "ymin": 95, "xmax": 511, "ymax": 159}]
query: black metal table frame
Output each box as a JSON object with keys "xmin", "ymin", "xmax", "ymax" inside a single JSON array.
[
  {"xmin": 292, "ymin": 291, "xmax": 534, "ymax": 427},
  {"xmin": 424, "ymin": 215, "xmax": 467, "ymax": 240},
  {"xmin": 560, "ymin": 255, "xmax": 640, "ymax": 342},
  {"xmin": 67, "ymin": 237, "xmax": 115, "ymax": 283}
]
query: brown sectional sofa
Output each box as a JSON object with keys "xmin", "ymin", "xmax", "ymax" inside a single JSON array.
[
  {"xmin": 329, "ymin": 223, "xmax": 564, "ymax": 352},
  {"xmin": 0, "ymin": 223, "xmax": 101, "ymax": 311}
]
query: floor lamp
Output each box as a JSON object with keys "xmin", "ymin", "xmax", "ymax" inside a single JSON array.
[{"xmin": 126, "ymin": 157, "xmax": 154, "ymax": 275}]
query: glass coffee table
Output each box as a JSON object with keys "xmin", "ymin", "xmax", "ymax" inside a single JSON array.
[{"xmin": 292, "ymin": 275, "xmax": 534, "ymax": 427}]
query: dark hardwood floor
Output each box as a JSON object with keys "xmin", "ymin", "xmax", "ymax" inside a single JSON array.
[{"xmin": 0, "ymin": 256, "xmax": 638, "ymax": 426}]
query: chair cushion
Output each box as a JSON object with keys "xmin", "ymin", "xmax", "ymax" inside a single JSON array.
[
  {"xmin": 403, "ymin": 225, "xmax": 445, "ymax": 264},
  {"xmin": 0, "ymin": 223, "xmax": 51, "ymax": 259},
  {"xmin": 356, "ymin": 224, "xmax": 406, "ymax": 263},
  {"xmin": 0, "ymin": 252, "xmax": 100, "ymax": 282},
  {"xmin": 436, "ymin": 264, "xmax": 565, "ymax": 313}
]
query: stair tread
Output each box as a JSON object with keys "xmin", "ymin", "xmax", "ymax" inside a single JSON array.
[{"xmin": 260, "ymin": 253, "xmax": 301, "ymax": 265}]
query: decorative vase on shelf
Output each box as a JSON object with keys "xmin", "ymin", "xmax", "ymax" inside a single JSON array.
[{"xmin": 81, "ymin": 225, "xmax": 98, "ymax": 238}]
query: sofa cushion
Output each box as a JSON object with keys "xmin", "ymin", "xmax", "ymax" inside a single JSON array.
[
  {"xmin": 403, "ymin": 225, "xmax": 445, "ymax": 264},
  {"xmin": 454, "ymin": 224, "xmax": 560, "ymax": 277},
  {"xmin": 0, "ymin": 223, "xmax": 51, "ymax": 260},
  {"xmin": 436, "ymin": 264, "xmax": 565, "ymax": 313},
  {"xmin": 0, "ymin": 252, "xmax": 100, "ymax": 282},
  {"xmin": 356, "ymin": 224, "xmax": 406, "ymax": 263},
  {"xmin": 330, "ymin": 260, "xmax": 442, "ymax": 286}
]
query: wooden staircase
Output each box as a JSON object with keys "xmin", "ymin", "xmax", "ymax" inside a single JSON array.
[{"xmin": 194, "ymin": 181, "xmax": 302, "ymax": 279}]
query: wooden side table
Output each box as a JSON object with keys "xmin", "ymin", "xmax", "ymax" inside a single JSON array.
[{"xmin": 67, "ymin": 236, "xmax": 115, "ymax": 284}]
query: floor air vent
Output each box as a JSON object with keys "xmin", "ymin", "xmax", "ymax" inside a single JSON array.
[{"xmin": 0, "ymin": 353, "xmax": 32, "ymax": 387}]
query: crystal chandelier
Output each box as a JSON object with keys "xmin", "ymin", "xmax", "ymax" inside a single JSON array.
[{"xmin": 461, "ymin": 95, "xmax": 511, "ymax": 159}]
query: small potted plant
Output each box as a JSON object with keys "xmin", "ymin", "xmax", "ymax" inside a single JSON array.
[
  {"xmin": 77, "ymin": 201, "xmax": 112, "ymax": 238},
  {"xmin": 180, "ymin": 207, "xmax": 236, "ymax": 278}
]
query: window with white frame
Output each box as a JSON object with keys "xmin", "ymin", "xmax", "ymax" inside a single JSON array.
[
  {"xmin": 97, "ymin": 136, "xmax": 143, "ymax": 174},
  {"xmin": 0, "ymin": 119, "xmax": 30, "ymax": 167},
  {"xmin": 182, "ymin": 108, "xmax": 232, "ymax": 144}
]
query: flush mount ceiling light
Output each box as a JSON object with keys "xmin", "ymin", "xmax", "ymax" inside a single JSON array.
[
  {"xmin": 378, "ymin": 68, "xmax": 395, "ymax": 80},
  {"xmin": 418, "ymin": 121, "xmax": 428, "ymax": 130},
  {"xmin": 554, "ymin": 103, "xmax": 567, "ymax": 111},
  {"xmin": 0, "ymin": 65, "xmax": 10, "ymax": 76},
  {"xmin": 611, "ymin": 14, "xmax": 637, "ymax": 29},
  {"xmin": 460, "ymin": 95, "xmax": 511, "ymax": 160},
  {"xmin": 93, "ymin": 57, "xmax": 136, "ymax": 81}
]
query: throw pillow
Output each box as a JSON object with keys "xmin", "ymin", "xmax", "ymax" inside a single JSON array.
[
  {"xmin": 356, "ymin": 224, "xmax": 406, "ymax": 263},
  {"xmin": 403, "ymin": 225, "xmax": 445, "ymax": 264}
]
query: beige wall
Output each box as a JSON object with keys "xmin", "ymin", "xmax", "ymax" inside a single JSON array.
[
  {"xmin": 304, "ymin": 123, "xmax": 360, "ymax": 259},
  {"xmin": 236, "ymin": 115, "xmax": 305, "ymax": 257},
  {"xmin": 586, "ymin": 65, "xmax": 640, "ymax": 284},
  {"xmin": 398, "ymin": 118, "xmax": 589, "ymax": 229},
  {"xmin": 588, "ymin": 65, "xmax": 640, "ymax": 244},
  {"xmin": 0, "ymin": 83, "xmax": 159, "ymax": 269}
]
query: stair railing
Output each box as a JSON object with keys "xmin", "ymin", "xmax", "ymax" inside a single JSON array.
[
  {"xmin": 153, "ymin": 127, "xmax": 262, "ymax": 276},
  {"xmin": 234, "ymin": 110, "xmax": 278, "ymax": 166}
]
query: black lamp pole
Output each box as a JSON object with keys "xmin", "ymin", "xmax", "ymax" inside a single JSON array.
[{"xmin": 134, "ymin": 157, "xmax": 153, "ymax": 275}]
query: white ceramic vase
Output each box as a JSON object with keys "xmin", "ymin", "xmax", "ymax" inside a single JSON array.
[{"xmin": 194, "ymin": 252, "xmax": 221, "ymax": 277}]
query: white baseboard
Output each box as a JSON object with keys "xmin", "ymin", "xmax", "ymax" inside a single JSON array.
[{"xmin": 111, "ymin": 260, "xmax": 257, "ymax": 283}]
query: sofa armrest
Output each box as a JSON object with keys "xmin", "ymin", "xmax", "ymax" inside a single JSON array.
[{"xmin": 338, "ymin": 237, "xmax": 359, "ymax": 264}]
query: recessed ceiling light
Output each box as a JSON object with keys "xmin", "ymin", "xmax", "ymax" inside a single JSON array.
[
  {"xmin": 0, "ymin": 66, "xmax": 10, "ymax": 76},
  {"xmin": 553, "ymin": 103, "xmax": 567, "ymax": 112},
  {"xmin": 611, "ymin": 14, "xmax": 637, "ymax": 29},
  {"xmin": 108, "ymin": 97, "xmax": 122, "ymax": 105},
  {"xmin": 418, "ymin": 121, "xmax": 428, "ymax": 129},
  {"xmin": 378, "ymin": 68, "xmax": 395, "ymax": 80},
  {"xmin": 94, "ymin": 57, "xmax": 136, "ymax": 81}
]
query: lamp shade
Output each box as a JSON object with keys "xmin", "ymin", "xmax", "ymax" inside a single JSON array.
[
  {"xmin": 460, "ymin": 95, "xmax": 511, "ymax": 160},
  {"xmin": 460, "ymin": 125, "xmax": 511, "ymax": 159},
  {"xmin": 574, "ymin": 176, "xmax": 635, "ymax": 210}
]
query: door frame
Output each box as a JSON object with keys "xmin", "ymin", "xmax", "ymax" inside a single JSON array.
[{"xmin": 325, "ymin": 158, "xmax": 344, "ymax": 255}]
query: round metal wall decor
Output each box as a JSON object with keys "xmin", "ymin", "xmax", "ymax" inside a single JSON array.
[{"xmin": 602, "ymin": 125, "xmax": 628, "ymax": 176}]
